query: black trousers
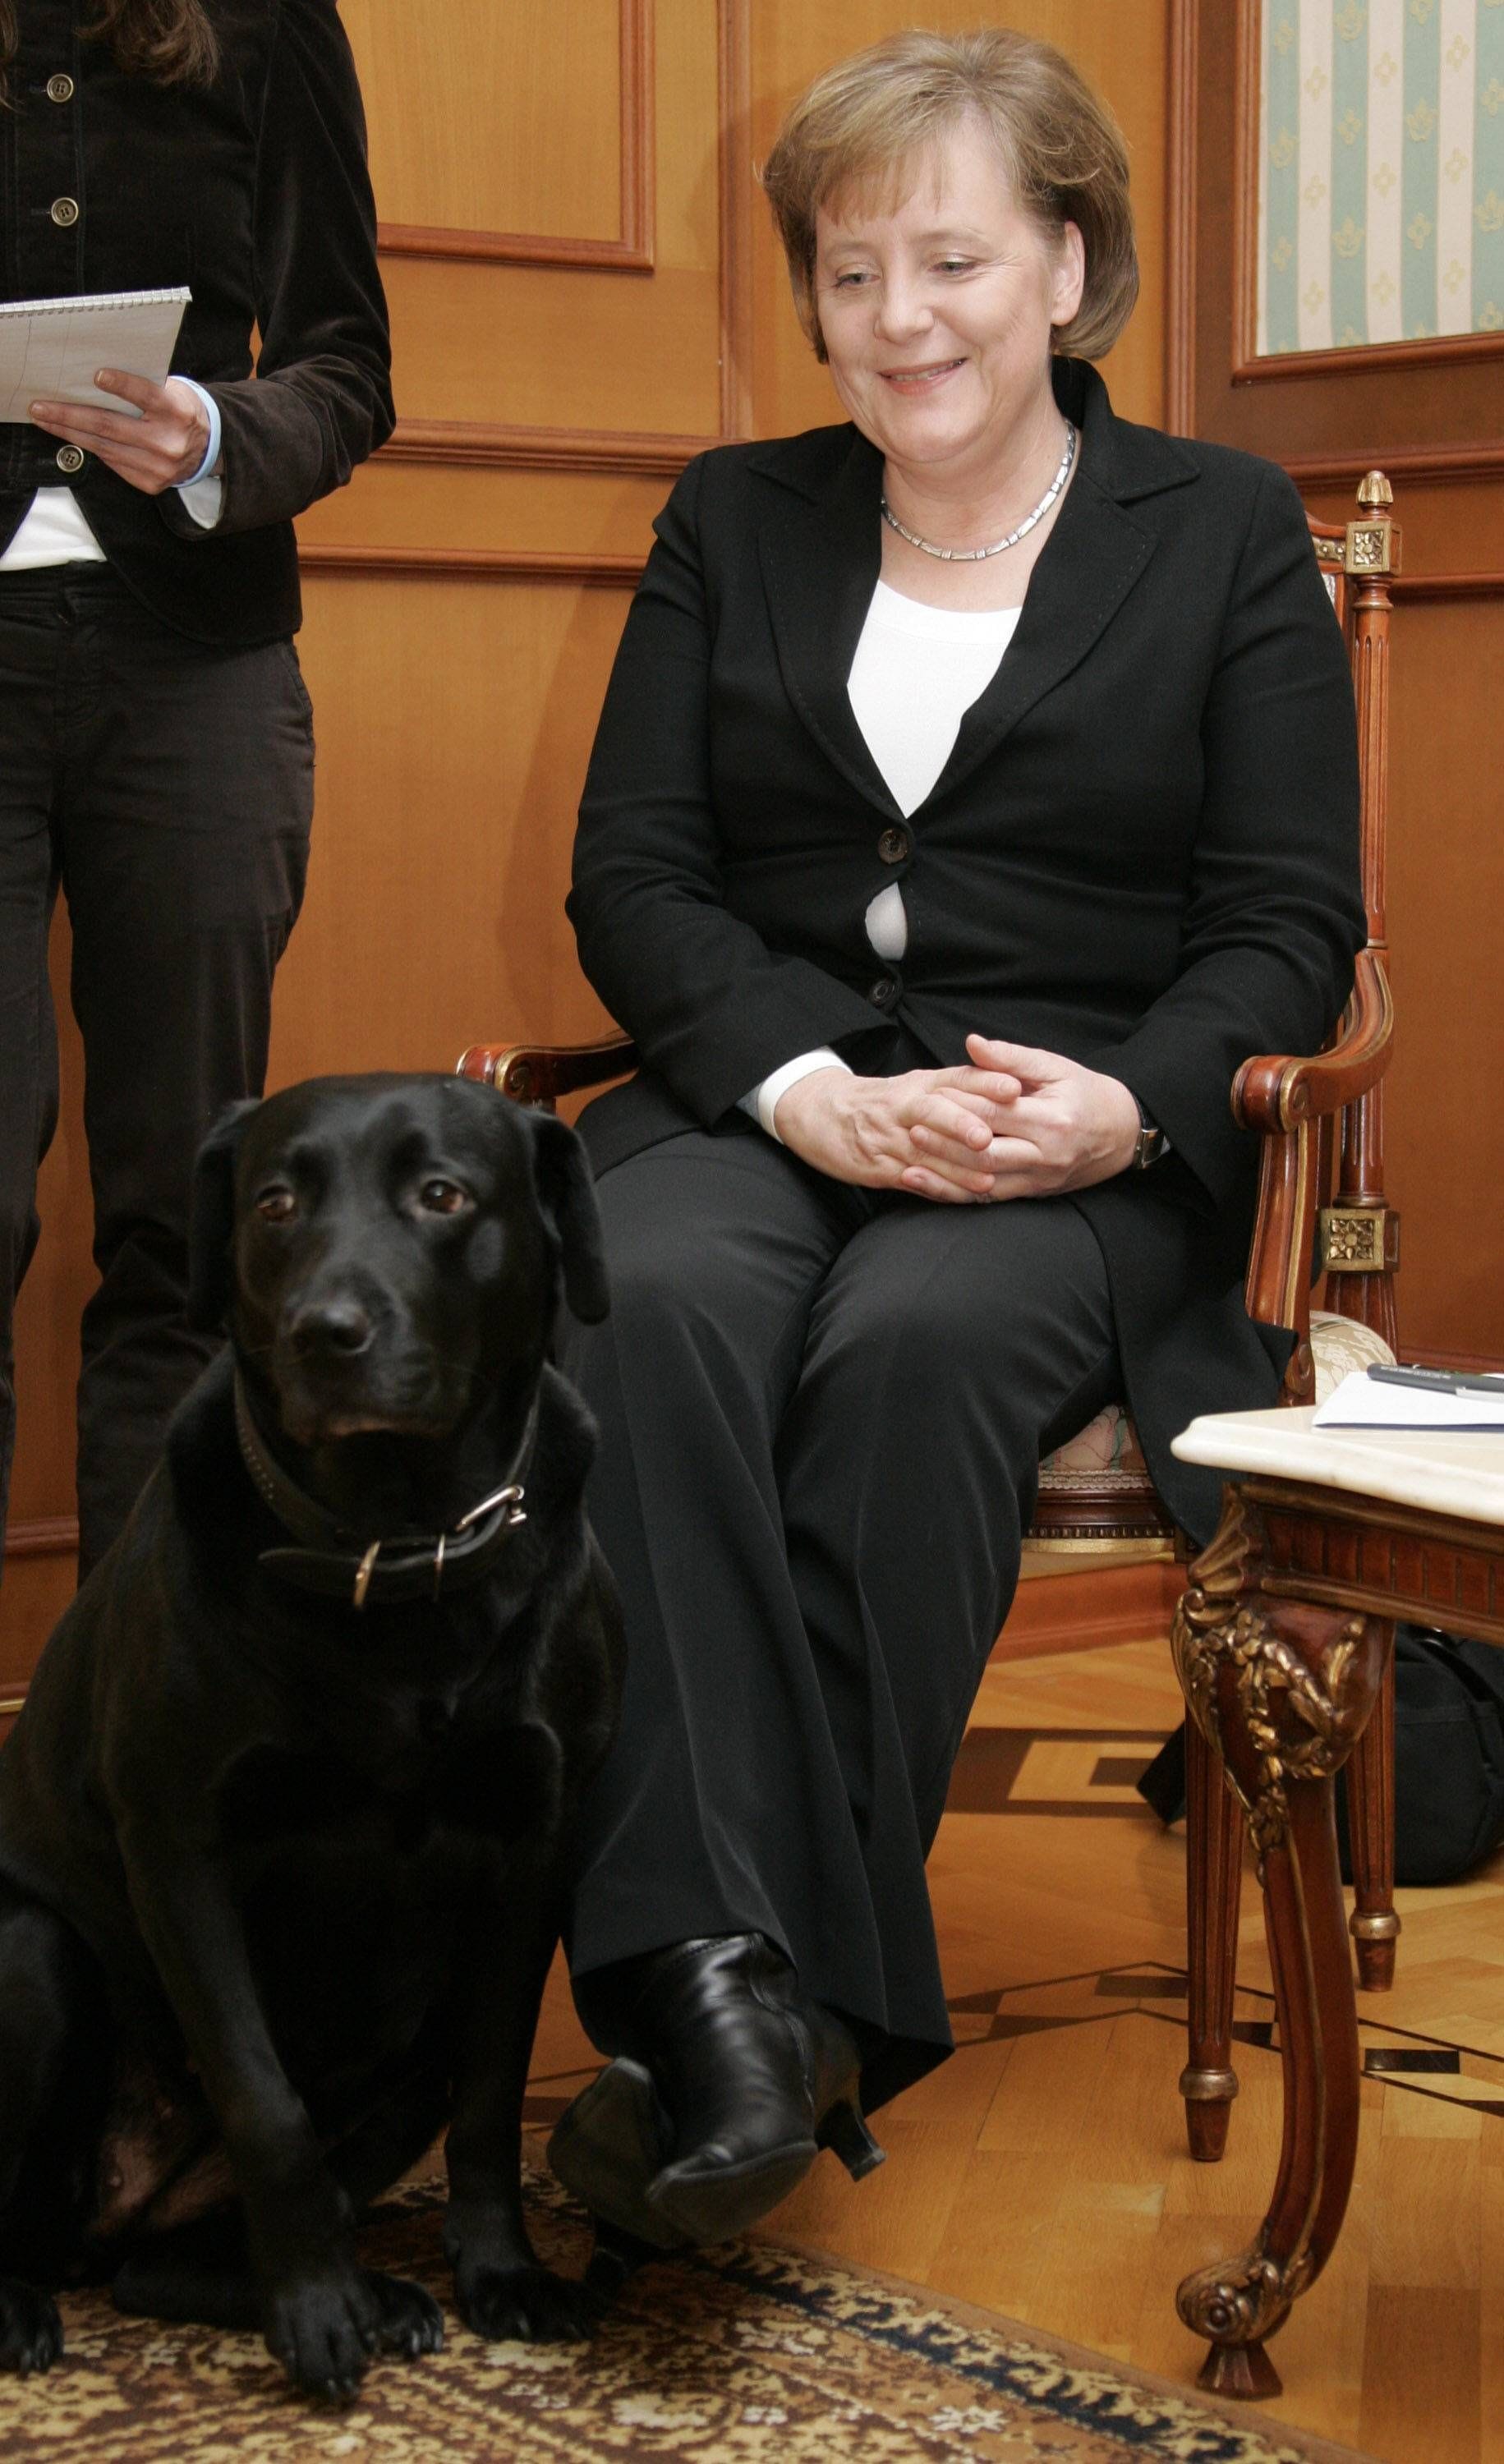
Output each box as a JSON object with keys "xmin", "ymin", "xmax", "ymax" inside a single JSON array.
[
  {"xmin": 559, "ymin": 1123, "xmax": 1121, "ymax": 2109},
  {"xmin": 0, "ymin": 565, "xmax": 312, "ymax": 1574}
]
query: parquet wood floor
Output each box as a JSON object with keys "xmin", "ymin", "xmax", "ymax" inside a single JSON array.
[{"xmin": 527, "ymin": 1637, "xmax": 1504, "ymax": 2464}]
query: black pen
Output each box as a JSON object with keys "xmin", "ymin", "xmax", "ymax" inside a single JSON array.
[{"xmin": 1368, "ymin": 1364, "xmax": 1504, "ymax": 1396}]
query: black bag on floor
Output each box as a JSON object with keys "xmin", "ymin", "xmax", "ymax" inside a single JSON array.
[
  {"xmin": 1336, "ymin": 1625, "xmax": 1504, "ymax": 1886},
  {"xmin": 1138, "ymin": 1625, "xmax": 1504, "ymax": 1887}
]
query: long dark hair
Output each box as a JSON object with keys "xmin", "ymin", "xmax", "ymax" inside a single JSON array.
[{"xmin": 1, "ymin": 0, "xmax": 220, "ymax": 103}]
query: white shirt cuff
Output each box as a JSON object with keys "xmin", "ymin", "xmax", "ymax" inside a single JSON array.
[
  {"xmin": 739, "ymin": 1048, "xmax": 853, "ymax": 1143},
  {"xmin": 172, "ymin": 379, "xmax": 223, "ymax": 526}
]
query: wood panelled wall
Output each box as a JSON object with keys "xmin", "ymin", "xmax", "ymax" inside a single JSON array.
[
  {"xmin": 1171, "ymin": 0, "xmax": 1504, "ymax": 1377},
  {"xmin": 1, "ymin": 0, "xmax": 1170, "ymax": 1688}
]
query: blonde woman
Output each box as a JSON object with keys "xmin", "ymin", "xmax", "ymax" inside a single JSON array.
[{"xmin": 549, "ymin": 29, "xmax": 1364, "ymax": 2259}]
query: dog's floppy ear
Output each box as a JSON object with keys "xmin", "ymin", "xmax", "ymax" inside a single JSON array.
[
  {"xmin": 186, "ymin": 1099, "xmax": 263, "ymax": 1332},
  {"xmin": 522, "ymin": 1110, "xmax": 609, "ymax": 1324}
]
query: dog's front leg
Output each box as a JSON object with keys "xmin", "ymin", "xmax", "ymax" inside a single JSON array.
[
  {"xmin": 118, "ymin": 1821, "xmax": 440, "ymax": 2398},
  {"xmin": 444, "ymin": 1875, "xmax": 598, "ymax": 2343}
]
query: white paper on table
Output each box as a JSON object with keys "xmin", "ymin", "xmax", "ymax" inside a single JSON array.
[
  {"xmin": 1313, "ymin": 1369, "xmax": 1504, "ymax": 1432},
  {"xmin": 0, "ymin": 287, "xmax": 191, "ymax": 422}
]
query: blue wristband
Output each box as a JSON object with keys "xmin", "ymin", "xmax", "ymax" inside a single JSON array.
[{"xmin": 172, "ymin": 378, "xmax": 223, "ymax": 489}]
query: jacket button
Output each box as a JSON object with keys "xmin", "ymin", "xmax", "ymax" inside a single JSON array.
[
  {"xmin": 55, "ymin": 444, "xmax": 86, "ymax": 475},
  {"xmin": 46, "ymin": 72, "xmax": 76, "ymax": 102},
  {"xmin": 868, "ymin": 975, "xmax": 899, "ymax": 1008},
  {"xmin": 877, "ymin": 826, "xmax": 910, "ymax": 865},
  {"xmin": 50, "ymin": 195, "xmax": 80, "ymax": 227}
]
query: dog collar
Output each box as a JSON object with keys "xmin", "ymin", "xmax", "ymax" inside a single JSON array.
[{"xmin": 232, "ymin": 1371, "xmax": 538, "ymax": 1611}]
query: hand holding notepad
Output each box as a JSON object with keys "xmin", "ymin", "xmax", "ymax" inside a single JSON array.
[{"xmin": 0, "ymin": 287, "xmax": 190, "ymax": 424}]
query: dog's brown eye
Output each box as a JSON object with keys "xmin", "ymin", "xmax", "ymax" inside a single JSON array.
[
  {"xmin": 419, "ymin": 1179, "xmax": 470, "ymax": 1216},
  {"xmin": 255, "ymin": 1185, "xmax": 297, "ymax": 1223}
]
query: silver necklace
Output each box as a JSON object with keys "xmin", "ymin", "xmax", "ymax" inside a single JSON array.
[{"xmin": 881, "ymin": 421, "xmax": 1077, "ymax": 562}]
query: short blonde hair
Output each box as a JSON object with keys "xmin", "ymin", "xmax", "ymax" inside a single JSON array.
[{"xmin": 761, "ymin": 27, "xmax": 1138, "ymax": 364}]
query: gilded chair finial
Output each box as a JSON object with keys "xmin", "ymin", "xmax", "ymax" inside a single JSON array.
[{"xmin": 1358, "ymin": 470, "xmax": 1393, "ymax": 513}]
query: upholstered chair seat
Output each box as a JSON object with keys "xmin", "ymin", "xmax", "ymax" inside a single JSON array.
[{"xmin": 1031, "ymin": 1309, "xmax": 1397, "ymax": 1546}]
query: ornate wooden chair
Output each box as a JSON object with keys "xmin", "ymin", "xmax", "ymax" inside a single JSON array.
[{"xmin": 458, "ymin": 474, "xmax": 1401, "ymax": 2167}]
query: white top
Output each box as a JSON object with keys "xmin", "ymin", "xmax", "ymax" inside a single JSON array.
[
  {"xmin": 746, "ymin": 582, "xmax": 1019, "ymax": 1139},
  {"xmin": 0, "ymin": 471, "xmax": 223, "ymax": 568},
  {"xmin": 1172, "ymin": 1405, "xmax": 1504, "ymax": 1528},
  {"xmin": 849, "ymin": 582, "xmax": 1021, "ymax": 821},
  {"xmin": 1, "ymin": 487, "xmax": 108, "ymax": 567}
]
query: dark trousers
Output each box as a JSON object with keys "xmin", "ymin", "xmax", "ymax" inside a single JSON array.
[
  {"xmin": 0, "ymin": 565, "xmax": 313, "ymax": 1574},
  {"xmin": 559, "ymin": 1124, "xmax": 1120, "ymax": 2108}
]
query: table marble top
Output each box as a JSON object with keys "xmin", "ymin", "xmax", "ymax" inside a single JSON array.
[{"xmin": 1172, "ymin": 1405, "xmax": 1504, "ymax": 1528}]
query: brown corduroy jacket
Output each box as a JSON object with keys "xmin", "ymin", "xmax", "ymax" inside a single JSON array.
[{"xmin": 0, "ymin": 0, "xmax": 393, "ymax": 644}]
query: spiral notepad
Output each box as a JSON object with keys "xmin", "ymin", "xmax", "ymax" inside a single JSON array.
[{"xmin": 0, "ymin": 287, "xmax": 191, "ymax": 422}]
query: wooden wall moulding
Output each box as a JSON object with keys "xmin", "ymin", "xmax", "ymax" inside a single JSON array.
[
  {"xmin": 997, "ymin": 1557, "xmax": 1187, "ymax": 1665},
  {"xmin": 1165, "ymin": 0, "xmax": 1198, "ymax": 436},
  {"xmin": 1390, "ymin": 570, "xmax": 1504, "ymax": 605},
  {"xmin": 715, "ymin": 0, "xmax": 755, "ymax": 442},
  {"xmin": 377, "ymin": 0, "xmax": 655, "ymax": 273},
  {"xmin": 380, "ymin": 422, "xmax": 706, "ymax": 479},
  {"xmin": 373, "ymin": 0, "xmax": 753, "ymax": 462},
  {"xmin": 1283, "ymin": 441, "xmax": 1504, "ymax": 493},
  {"xmin": 298, "ymin": 545, "xmax": 645, "ymax": 588},
  {"xmin": 1, "ymin": 1516, "xmax": 78, "ymax": 1561}
]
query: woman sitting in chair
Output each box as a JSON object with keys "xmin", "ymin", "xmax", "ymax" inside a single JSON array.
[{"xmin": 546, "ymin": 26, "xmax": 1366, "ymax": 2255}]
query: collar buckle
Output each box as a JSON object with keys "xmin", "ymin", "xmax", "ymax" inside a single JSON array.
[{"xmin": 352, "ymin": 1539, "xmax": 382, "ymax": 1611}]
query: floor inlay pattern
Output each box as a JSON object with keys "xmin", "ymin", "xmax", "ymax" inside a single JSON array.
[{"xmin": 946, "ymin": 1961, "xmax": 1504, "ymax": 2123}]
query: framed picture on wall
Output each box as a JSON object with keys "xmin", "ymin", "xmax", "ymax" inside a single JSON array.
[{"xmin": 1235, "ymin": 0, "xmax": 1504, "ymax": 377}]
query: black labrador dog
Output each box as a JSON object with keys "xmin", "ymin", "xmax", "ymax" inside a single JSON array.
[{"xmin": 0, "ymin": 1073, "xmax": 623, "ymax": 2401}]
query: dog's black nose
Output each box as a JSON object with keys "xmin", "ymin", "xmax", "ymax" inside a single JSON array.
[{"xmin": 287, "ymin": 1299, "xmax": 375, "ymax": 1360}]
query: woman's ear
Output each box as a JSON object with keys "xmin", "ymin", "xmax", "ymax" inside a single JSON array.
[
  {"xmin": 186, "ymin": 1099, "xmax": 262, "ymax": 1332},
  {"xmin": 1051, "ymin": 219, "xmax": 1088, "ymax": 332}
]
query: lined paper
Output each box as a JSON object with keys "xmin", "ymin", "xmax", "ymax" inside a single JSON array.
[{"xmin": 0, "ymin": 287, "xmax": 191, "ymax": 421}]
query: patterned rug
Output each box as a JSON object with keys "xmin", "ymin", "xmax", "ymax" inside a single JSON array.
[{"xmin": 1, "ymin": 2166, "xmax": 1371, "ymax": 2464}]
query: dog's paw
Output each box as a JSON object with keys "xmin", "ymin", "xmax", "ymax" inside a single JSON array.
[
  {"xmin": 455, "ymin": 2261, "xmax": 600, "ymax": 2345},
  {"xmin": 261, "ymin": 2266, "xmax": 387, "ymax": 2403},
  {"xmin": 363, "ymin": 2270, "xmax": 444, "ymax": 2361},
  {"xmin": 0, "ymin": 2278, "xmax": 63, "ymax": 2376}
]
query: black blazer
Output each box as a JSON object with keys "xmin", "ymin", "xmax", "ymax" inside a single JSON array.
[
  {"xmin": 0, "ymin": 0, "xmax": 393, "ymax": 646},
  {"xmin": 568, "ymin": 359, "xmax": 1367, "ymax": 1542}
]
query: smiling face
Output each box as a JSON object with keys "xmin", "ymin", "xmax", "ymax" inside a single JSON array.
[{"xmin": 812, "ymin": 113, "xmax": 1085, "ymax": 492}]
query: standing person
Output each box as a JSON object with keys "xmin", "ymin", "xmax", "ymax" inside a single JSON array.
[
  {"xmin": 545, "ymin": 27, "xmax": 1366, "ymax": 2255},
  {"xmin": 0, "ymin": 0, "xmax": 392, "ymax": 1575}
]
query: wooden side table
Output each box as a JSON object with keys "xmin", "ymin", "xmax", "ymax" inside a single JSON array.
[{"xmin": 1166, "ymin": 1407, "xmax": 1504, "ymax": 2400}]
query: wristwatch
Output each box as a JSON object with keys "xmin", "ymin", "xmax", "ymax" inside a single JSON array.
[{"xmin": 1131, "ymin": 1098, "xmax": 1167, "ymax": 1171}]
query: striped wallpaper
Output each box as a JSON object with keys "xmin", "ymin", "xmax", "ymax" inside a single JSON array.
[{"xmin": 1257, "ymin": 0, "xmax": 1504, "ymax": 352}]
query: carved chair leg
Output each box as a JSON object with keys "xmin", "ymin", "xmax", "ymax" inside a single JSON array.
[
  {"xmin": 1172, "ymin": 1492, "xmax": 1393, "ymax": 2397},
  {"xmin": 1181, "ymin": 1713, "xmax": 1243, "ymax": 2162},
  {"xmin": 1345, "ymin": 1634, "xmax": 1400, "ymax": 1990}
]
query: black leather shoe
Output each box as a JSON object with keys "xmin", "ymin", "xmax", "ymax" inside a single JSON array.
[
  {"xmin": 547, "ymin": 2057, "xmax": 687, "ymax": 2250},
  {"xmin": 548, "ymin": 1935, "xmax": 884, "ymax": 2250}
]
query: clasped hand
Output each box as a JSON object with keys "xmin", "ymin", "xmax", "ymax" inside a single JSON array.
[
  {"xmin": 773, "ymin": 1033, "xmax": 1142, "ymax": 1204},
  {"xmin": 30, "ymin": 370, "xmax": 214, "ymax": 495}
]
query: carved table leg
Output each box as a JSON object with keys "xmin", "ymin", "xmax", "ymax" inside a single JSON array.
[
  {"xmin": 1171, "ymin": 1491, "xmax": 1392, "ymax": 2399},
  {"xmin": 1346, "ymin": 1643, "xmax": 1401, "ymax": 1990},
  {"xmin": 1182, "ymin": 1713, "xmax": 1243, "ymax": 2162}
]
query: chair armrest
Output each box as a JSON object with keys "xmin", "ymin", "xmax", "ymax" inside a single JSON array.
[
  {"xmin": 456, "ymin": 1032, "xmax": 638, "ymax": 1109},
  {"xmin": 1231, "ymin": 949, "xmax": 1393, "ymax": 1132},
  {"xmin": 1236, "ymin": 951, "xmax": 1393, "ymax": 1347}
]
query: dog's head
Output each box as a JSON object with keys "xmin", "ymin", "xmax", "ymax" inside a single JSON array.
[{"xmin": 187, "ymin": 1074, "xmax": 607, "ymax": 1449}]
